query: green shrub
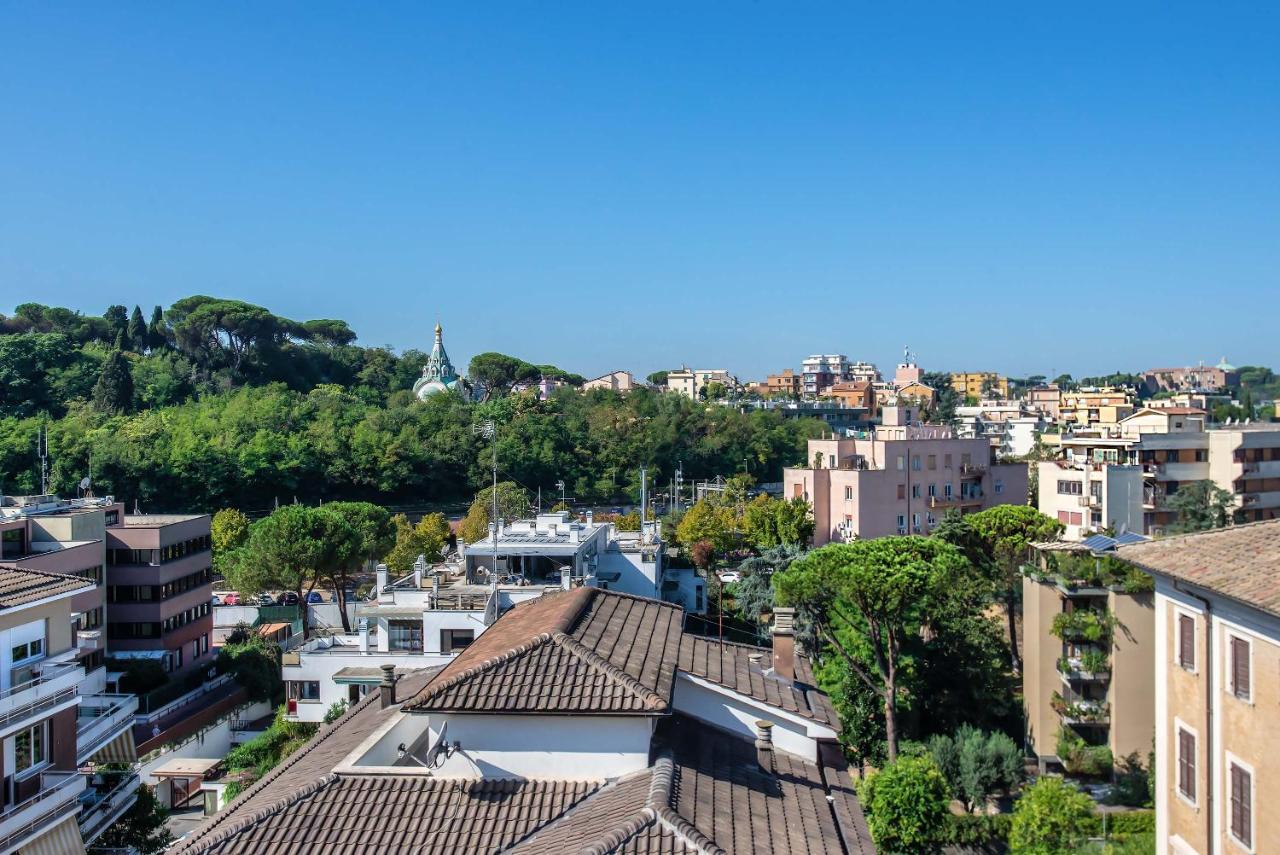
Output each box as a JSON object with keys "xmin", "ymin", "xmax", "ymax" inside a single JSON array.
[
  {"xmin": 1103, "ymin": 754, "xmax": 1152, "ymax": 808},
  {"xmin": 1009, "ymin": 776, "xmax": 1095, "ymax": 854},
  {"xmin": 323, "ymin": 700, "xmax": 348, "ymax": 724},
  {"xmin": 111, "ymin": 658, "xmax": 169, "ymax": 694},
  {"xmin": 1050, "ymin": 610, "xmax": 1115, "ymax": 643},
  {"xmin": 1056, "ymin": 728, "xmax": 1114, "ymax": 777},
  {"xmin": 216, "ymin": 635, "xmax": 281, "ymax": 702},
  {"xmin": 942, "ymin": 813, "xmax": 1013, "ymax": 844},
  {"xmin": 859, "ymin": 755, "xmax": 951, "ymax": 853},
  {"xmin": 928, "ymin": 724, "xmax": 1023, "ymax": 812}
]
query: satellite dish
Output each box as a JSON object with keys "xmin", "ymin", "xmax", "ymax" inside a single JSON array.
[{"xmin": 79, "ymin": 477, "xmax": 91, "ymax": 491}]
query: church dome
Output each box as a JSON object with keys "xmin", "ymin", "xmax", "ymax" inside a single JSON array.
[{"xmin": 412, "ymin": 323, "xmax": 462, "ymax": 399}]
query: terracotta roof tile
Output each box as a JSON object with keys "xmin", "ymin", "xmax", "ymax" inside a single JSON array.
[
  {"xmin": 0, "ymin": 567, "xmax": 94, "ymax": 610},
  {"xmin": 1118, "ymin": 520, "xmax": 1280, "ymax": 617},
  {"xmin": 678, "ymin": 636, "xmax": 835, "ymax": 725}
]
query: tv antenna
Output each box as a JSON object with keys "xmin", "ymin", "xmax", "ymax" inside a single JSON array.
[{"xmin": 37, "ymin": 425, "xmax": 49, "ymax": 496}]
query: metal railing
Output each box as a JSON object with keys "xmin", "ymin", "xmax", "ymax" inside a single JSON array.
[{"xmin": 76, "ymin": 694, "xmax": 139, "ymax": 761}]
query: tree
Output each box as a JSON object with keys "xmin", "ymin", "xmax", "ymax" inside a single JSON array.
[
  {"xmin": 457, "ymin": 482, "xmax": 532, "ymax": 542},
  {"xmin": 129, "ymin": 305, "xmax": 148, "ymax": 350},
  {"xmin": 927, "ymin": 724, "xmax": 1023, "ymax": 812},
  {"xmin": 1165, "ymin": 480, "xmax": 1236, "ymax": 533},
  {"xmin": 95, "ymin": 783, "xmax": 173, "ymax": 854},
  {"xmin": 858, "ymin": 755, "xmax": 950, "ymax": 853},
  {"xmin": 322, "ymin": 501, "xmax": 395, "ymax": 631},
  {"xmin": 467, "ymin": 352, "xmax": 539, "ymax": 400},
  {"xmin": 775, "ymin": 537, "xmax": 969, "ymax": 760},
  {"xmin": 742, "ymin": 494, "xmax": 813, "ymax": 550},
  {"xmin": 1008, "ymin": 775, "xmax": 1095, "ymax": 854},
  {"xmin": 211, "ymin": 508, "xmax": 251, "ymax": 575},
  {"xmin": 104, "ymin": 304, "xmax": 129, "ymax": 341},
  {"xmin": 147, "ymin": 305, "xmax": 167, "ymax": 350},
  {"xmin": 384, "ymin": 512, "xmax": 452, "ymax": 573},
  {"xmin": 646, "ymin": 370, "xmax": 670, "ymax": 386},
  {"xmin": 690, "ymin": 539, "xmax": 715, "ymax": 571},
  {"xmin": 675, "ymin": 499, "xmax": 737, "ymax": 552},
  {"xmin": 728, "ymin": 544, "xmax": 805, "ymax": 638},
  {"xmin": 216, "ymin": 635, "xmax": 282, "ymax": 702},
  {"xmin": 968, "ymin": 505, "xmax": 1063, "ymax": 673},
  {"xmin": 92, "ymin": 350, "xmax": 135, "ymax": 414}
]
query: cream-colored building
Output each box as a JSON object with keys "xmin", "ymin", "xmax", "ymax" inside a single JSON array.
[
  {"xmin": 1022, "ymin": 539, "xmax": 1154, "ymax": 779},
  {"xmin": 951, "ymin": 372, "xmax": 1009, "ymax": 400},
  {"xmin": 1058, "ymin": 388, "xmax": 1138, "ymax": 428},
  {"xmin": 665, "ymin": 367, "xmax": 732, "ymax": 399},
  {"xmin": 1119, "ymin": 522, "xmax": 1280, "ymax": 855},
  {"xmin": 582, "ymin": 370, "xmax": 636, "ymax": 393}
]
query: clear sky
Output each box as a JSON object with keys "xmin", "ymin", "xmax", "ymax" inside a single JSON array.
[{"xmin": 3, "ymin": 3, "xmax": 1277, "ymax": 381}]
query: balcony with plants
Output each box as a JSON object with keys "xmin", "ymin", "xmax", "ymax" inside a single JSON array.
[
  {"xmin": 1056, "ymin": 647, "xmax": 1111, "ymax": 681},
  {"xmin": 1024, "ymin": 552, "xmax": 1154, "ymax": 596},
  {"xmin": 1050, "ymin": 608, "xmax": 1116, "ymax": 644},
  {"xmin": 1051, "ymin": 691, "xmax": 1110, "ymax": 725},
  {"xmin": 1056, "ymin": 727, "xmax": 1114, "ymax": 778}
]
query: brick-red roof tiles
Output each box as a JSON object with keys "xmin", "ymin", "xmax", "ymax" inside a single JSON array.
[
  {"xmin": 678, "ymin": 636, "xmax": 835, "ymax": 725},
  {"xmin": 1118, "ymin": 519, "xmax": 1280, "ymax": 617},
  {"xmin": 0, "ymin": 567, "xmax": 94, "ymax": 610}
]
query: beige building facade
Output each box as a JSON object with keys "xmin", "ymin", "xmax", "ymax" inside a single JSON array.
[{"xmin": 1120, "ymin": 522, "xmax": 1280, "ymax": 855}]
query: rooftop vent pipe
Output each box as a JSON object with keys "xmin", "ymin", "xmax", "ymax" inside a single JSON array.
[{"xmin": 379, "ymin": 662, "xmax": 396, "ymax": 709}]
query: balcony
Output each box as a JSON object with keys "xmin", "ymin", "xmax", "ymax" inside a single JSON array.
[
  {"xmin": 77, "ymin": 693, "xmax": 139, "ymax": 764},
  {"xmin": 0, "ymin": 660, "xmax": 84, "ymax": 734},
  {"xmin": 1051, "ymin": 692, "xmax": 1110, "ymax": 725},
  {"xmin": 78, "ymin": 770, "xmax": 141, "ymax": 845},
  {"xmin": 1057, "ymin": 655, "xmax": 1111, "ymax": 683},
  {"xmin": 928, "ymin": 495, "xmax": 962, "ymax": 509},
  {"xmin": 0, "ymin": 770, "xmax": 86, "ymax": 853},
  {"xmin": 959, "ymin": 463, "xmax": 987, "ymax": 476},
  {"xmin": 1076, "ymin": 494, "xmax": 1100, "ymax": 508}
]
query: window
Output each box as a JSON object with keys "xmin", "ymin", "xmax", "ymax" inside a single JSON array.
[
  {"xmin": 1057, "ymin": 480, "xmax": 1083, "ymax": 495},
  {"xmin": 828, "ymin": 454, "xmax": 836, "ymax": 468},
  {"xmin": 927, "ymin": 454, "xmax": 937, "ymax": 470},
  {"xmin": 389, "ymin": 620, "xmax": 424, "ymax": 652},
  {"xmin": 896, "ymin": 455, "xmax": 905, "ymax": 471},
  {"xmin": 896, "ymin": 514, "xmax": 906, "ymax": 533},
  {"xmin": 911, "ymin": 456, "xmax": 922, "ymax": 471},
  {"xmin": 1, "ymin": 528, "xmax": 25, "ymax": 560},
  {"xmin": 1058, "ymin": 510, "xmax": 1071, "ymax": 524},
  {"xmin": 442, "ymin": 629, "xmax": 475, "ymax": 654},
  {"xmin": 897, "ymin": 484, "xmax": 906, "ymax": 500},
  {"xmin": 911, "ymin": 484, "xmax": 921, "ymax": 499},
  {"xmin": 927, "ymin": 483, "xmax": 937, "ymax": 498},
  {"xmin": 995, "ymin": 479, "xmax": 1004, "ymax": 494},
  {"xmin": 944, "ymin": 483, "xmax": 953, "ymax": 499},
  {"xmin": 1178, "ymin": 614, "xmax": 1195, "ymax": 670},
  {"xmin": 286, "ymin": 681, "xmax": 321, "ymax": 702},
  {"xmin": 1230, "ymin": 635, "xmax": 1251, "ymax": 701},
  {"xmin": 844, "ymin": 486, "xmax": 853, "ymax": 500},
  {"xmin": 694, "ymin": 584, "xmax": 704, "ymax": 612},
  {"xmin": 1229, "ymin": 759, "xmax": 1253, "ymax": 849},
  {"xmin": 1176, "ymin": 726, "xmax": 1196, "ymax": 803},
  {"xmin": 944, "ymin": 454, "xmax": 952, "ymax": 469},
  {"xmin": 10, "ymin": 638, "xmax": 44, "ymax": 663},
  {"xmin": 14, "ymin": 722, "xmax": 47, "ymax": 775}
]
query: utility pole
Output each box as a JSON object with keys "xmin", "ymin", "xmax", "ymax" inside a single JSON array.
[
  {"xmin": 474, "ymin": 420, "xmax": 498, "ymax": 581},
  {"xmin": 639, "ymin": 467, "xmax": 647, "ymax": 527}
]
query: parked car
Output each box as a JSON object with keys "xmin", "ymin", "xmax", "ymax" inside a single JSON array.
[
  {"xmin": 717, "ymin": 571, "xmax": 741, "ymax": 584},
  {"xmin": 256, "ymin": 593, "xmax": 275, "ymax": 607},
  {"xmin": 211, "ymin": 594, "xmax": 222, "ymax": 606},
  {"xmin": 305, "ymin": 591, "xmax": 324, "ymax": 603},
  {"xmin": 277, "ymin": 591, "xmax": 300, "ymax": 606}
]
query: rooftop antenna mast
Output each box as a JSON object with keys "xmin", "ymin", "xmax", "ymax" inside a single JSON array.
[
  {"xmin": 475, "ymin": 420, "xmax": 498, "ymax": 579},
  {"xmin": 37, "ymin": 424, "xmax": 49, "ymax": 496}
]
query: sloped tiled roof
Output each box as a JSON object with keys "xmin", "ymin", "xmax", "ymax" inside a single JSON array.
[
  {"xmin": 1118, "ymin": 519, "xmax": 1280, "ymax": 617},
  {"xmin": 0, "ymin": 567, "xmax": 94, "ymax": 610},
  {"xmin": 402, "ymin": 587, "xmax": 683, "ymax": 714},
  {"xmin": 678, "ymin": 635, "xmax": 836, "ymax": 725}
]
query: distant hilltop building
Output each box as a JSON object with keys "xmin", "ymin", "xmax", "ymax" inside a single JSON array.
[{"xmin": 412, "ymin": 323, "xmax": 463, "ymax": 400}]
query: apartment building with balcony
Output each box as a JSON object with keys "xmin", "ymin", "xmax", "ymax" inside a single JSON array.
[
  {"xmin": 1058, "ymin": 387, "xmax": 1138, "ymax": 428},
  {"xmin": 1140, "ymin": 358, "xmax": 1238, "ymax": 396},
  {"xmin": 1039, "ymin": 409, "xmax": 1280, "ymax": 539},
  {"xmin": 783, "ymin": 406, "xmax": 1029, "ymax": 545},
  {"xmin": 1027, "ymin": 384, "xmax": 1062, "ymax": 419},
  {"xmin": 1118, "ymin": 522, "xmax": 1280, "ymax": 855},
  {"xmin": 800, "ymin": 354, "xmax": 852, "ymax": 398},
  {"xmin": 950, "ymin": 371, "xmax": 1009, "ymax": 400},
  {"xmin": 105, "ymin": 514, "xmax": 214, "ymax": 677},
  {"xmin": 1022, "ymin": 537, "xmax": 1154, "ymax": 780},
  {"xmin": 755, "ymin": 368, "xmax": 802, "ymax": 399},
  {"xmin": 665, "ymin": 367, "xmax": 732, "ymax": 400},
  {"xmin": 0, "ymin": 566, "xmax": 140, "ymax": 855}
]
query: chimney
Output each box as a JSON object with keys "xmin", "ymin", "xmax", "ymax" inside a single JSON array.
[
  {"xmin": 379, "ymin": 663, "xmax": 396, "ymax": 709},
  {"xmin": 754, "ymin": 719, "xmax": 775, "ymax": 773},
  {"xmin": 375, "ymin": 563, "xmax": 388, "ymax": 593},
  {"xmin": 771, "ymin": 608, "xmax": 796, "ymax": 680},
  {"xmin": 431, "ymin": 573, "xmax": 440, "ymax": 605},
  {"xmin": 358, "ymin": 618, "xmax": 369, "ymax": 653},
  {"xmin": 586, "ymin": 510, "xmax": 594, "ymax": 526},
  {"xmin": 560, "ymin": 567, "xmax": 572, "ymax": 590}
]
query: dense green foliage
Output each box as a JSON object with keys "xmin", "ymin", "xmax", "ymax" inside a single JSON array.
[
  {"xmin": 1164, "ymin": 479, "xmax": 1237, "ymax": 533},
  {"xmin": 224, "ymin": 707, "xmax": 319, "ymax": 798},
  {"xmin": 216, "ymin": 635, "xmax": 283, "ymax": 702},
  {"xmin": 384, "ymin": 512, "xmax": 452, "ymax": 572},
  {"xmin": 1, "ymin": 298, "xmax": 821, "ymax": 511},
  {"xmin": 857, "ymin": 755, "xmax": 951, "ymax": 853},
  {"xmin": 1009, "ymin": 776, "xmax": 1096, "ymax": 854},
  {"xmin": 927, "ymin": 725, "xmax": 1023, "ymax": 812},
  {"xmin": 96, "ymin": 783, "xmax": 173, "ymax": 854}
]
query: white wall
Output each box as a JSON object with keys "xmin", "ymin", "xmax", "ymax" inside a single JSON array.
[
  {"xmin": 139, "ymin": 699, "xmax": 271, "ymax": 785},
  {"xmin": 400, "ymin": 714, "xmax": 654, "ymax": 780},
  {"xmin": 672, "ymin": 673, "xmax": 829, "ymax": 762},
  {"xmin": 283, "ymin": 649, "xmax": 454, "ymax": 723}
]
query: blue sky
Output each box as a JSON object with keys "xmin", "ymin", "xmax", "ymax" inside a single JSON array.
[{"xmin": 2, "ymin": 3, "xmax": 1277, "ymax": 381}]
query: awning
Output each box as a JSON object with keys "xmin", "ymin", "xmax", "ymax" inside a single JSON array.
[
  {"xmin": 20, "ymin": 815, "xmax": 86, "ymax": 855},
  {"xmin": 332, "ymin": 666, "xmax": 414, "ymax": 684},
  {"xmin": 106, "ymin": 649, "xmax": 169, "ymax": 660},
  {"xmin": 90, "ymin": 728, "xmax": 137, "ymax": 765}
]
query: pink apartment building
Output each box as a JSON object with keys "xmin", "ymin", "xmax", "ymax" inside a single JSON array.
[{"xmin": 784, "ymin": 406, "xmax": 1030, "ymax": 545}]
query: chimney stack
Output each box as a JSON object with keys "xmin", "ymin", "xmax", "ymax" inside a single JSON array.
[
  {"xmin": 379, "ymin": 663, "xmax": 396, "ymax": 709},
  {"xmin": 771, "ymin": 607, "xmax": 796, "ymax": 680},
  {"xmin": 560, "ymin": 567, "xmax": 572, "ymax": 590},
  {"xmin": 754, "ymin": 719, "xmax": 775, "ymax": 773}
]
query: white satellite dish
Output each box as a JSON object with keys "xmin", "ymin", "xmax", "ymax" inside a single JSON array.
[
  {"xmin": 79, "ymin": 477, "xmax": 91, "ymax": 491},
  {"xmin": 423, "ymin": 721, "xmax": 449, "ymax": 766}
]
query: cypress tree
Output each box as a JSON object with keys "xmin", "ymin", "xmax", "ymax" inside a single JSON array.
[
  {"xmin": 148, "ymin": 305, "xmax": 166, "ymax": 350},
  {"xmin": 128, "ymin": 306, "xmax": 147, "ymax": 349},
  {"xmin": 93, "ymin": 350, "xmax": 135, "ymax": 414}
]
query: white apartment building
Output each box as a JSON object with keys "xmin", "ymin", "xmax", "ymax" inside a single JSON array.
[{"xmin": 665, "ymin": 367, "xmax": 732, "ymax": 399}]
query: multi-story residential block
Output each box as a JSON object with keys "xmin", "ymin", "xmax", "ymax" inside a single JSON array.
[
  {"xmin": 825, "ymin": 380, "xmax": 874, "ymax": 410},
  {"xmin": 582, "ymin": 370, "xmax": 636, "ymax": 393},
  {"xmin": 665, "ymin": 367, "xmax": 732, "ymax": 399},
  {"xmin": 174, "ymin": 588, "xmax": 875, "ymax": 855},
  {"xmin": 1119, "ymin": 522, "xmax": 1280, "ymax": 855},
  {"xmin": 106, "ymin": 514, "xmax": 214, "ymax": 677},
  {"xmin": 801, "ymin": 354, "xmax": 849, "ymax": 397},
  {"xmin": 756, "ymin": 369, "xmax": 802, "ymax": 399},
  {"xmin": 893, "ymin": 380, "xmax": 937, "ymax": 407},
  {"xmin": 893, "ymin": 347, "xmax": 922, "ymax": 388},
  {"xmin": 845, "ymin": 360, "xmax": 881, "ymax": 384},
  {"xmin": 1059, "ymin": 387, "xmax": 1138, "ymax": 428},
  {"xmin": 951, "ymin": 371, "xmax": 1009, "ymax": 400},
  {"xmin": 1022, "ymin": 537, "xmax": 1154, "ymax": 778},
  {"xmin": 1038, "ymin": 408, "xmax": 1280, "ymax": 539},
  {"xmin": 955, "ymin": 403, "xmax": 1047, "ymax": 459},
  {"xmin": 1028, "ymin": 384, "xmax": 1062, "ymax": 420},
  {"xmin": 784, "ymin": 406, "xmax": 1029, "ymax": 545},
  {"xmin": 1140, "ymin": 358, "xmax": 1238, "ymax": 396},
  {"xmin": 0, "ymin": 566, "xmax": 141, "ymax": 853}
]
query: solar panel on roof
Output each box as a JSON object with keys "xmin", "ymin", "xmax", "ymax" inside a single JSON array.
[
  {"xmin": 1081, "ymin": 534, "xmax": 1117, "ymax": 552},
  {"xmin": 1114, "ymin": 531, "xmax": 1149, "ymax": 545}
]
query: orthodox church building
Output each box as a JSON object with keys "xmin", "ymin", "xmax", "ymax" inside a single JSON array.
[{"xmin": 412, "ymin": 323, "xmax": 464, "ymax": 400}]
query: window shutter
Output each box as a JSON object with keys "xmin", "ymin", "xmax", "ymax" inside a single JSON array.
[
  {"xmin": 1232, "ymin": 637, "xmax": 1250, "ymax": 699},
  {"xmin": 1231, "ymin": 763, "xmax": 1252, "ymax": 846},
  {"xmin": 1178, "ymin": 615, "xmax": 1194, "ymax": 669},
  {"xmin": 1178, "ymin": 729, "xmax": 1196, "ymax": 800}
]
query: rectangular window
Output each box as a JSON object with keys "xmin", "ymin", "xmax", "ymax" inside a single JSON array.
[
  {"xmin": 897, "ymin": 484, "xmax": 906, "ymax": 500},
  {"xmin": 844, "ymin": 486, "xmax": 853, "ymax": 500},
  {"xmin": 1070, "ymin": 512, "xmax": 1082, "ymax": 526},
  {"xmin": 927, "ymin": 483, "xmax": 936, "ymax": 498},
  {"xmin": 10, "ymin": 638, "xmax": 44, "ymax": 663},
  {"xmin": 911, "ymin": 456, "xmax": 922, "ymax": 471},
  {"xmin": 14, "ymin": 722, "xmax": 47, "ymax": 775},
  {"xmin": 441, "ymin": 629, "xmax": 475, "ymax": 654},
  {"xmin": 943, "ymin": 454, "xmax": 952, "ymax": 469},
  {"xmin": 944, "ymin": 483, "xmax": 953, "ymax": 499},
  {"xmin": 1057, "ymin": 480, "xmax": 1083, "ymax": 495},
  {"xmin": 1230, "ymin": 636, "xmax": 1251, "ymax": 701},
  {"xmin": 896, "ymin": 455, "xmax": 905, "ymax": 471},
  {"xmin": 389, "ymin": 620, "xmax": 424, "ymax": 652},
  {"xmin": 1230, "ymin": 761, "xmax": 1253, "ymax": 848},
  {"xmin": 287, "ymin": 680, "xmax": 321, "ymax": 701},
  {"xmin": 911, "ymin": 484, "xmax": 921, "ymax": 499},
  {"xmin": 896, "ymin": 514, "xmax": 906, "ymax": 533},
  {"xmin": 927, "ymin": 454, "xmax": 937, "ymax": 470},
  {"xmin": 995, "ymin": 479, "xmax": 1004, "ymax": 494},
  {"xmin": 1177, "ymin": 727, "xmax": 1196, "ymax": 802},
  {"xmin": 1178, "ymin": 614, "xmax": 1195, "ymax": 670}
]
